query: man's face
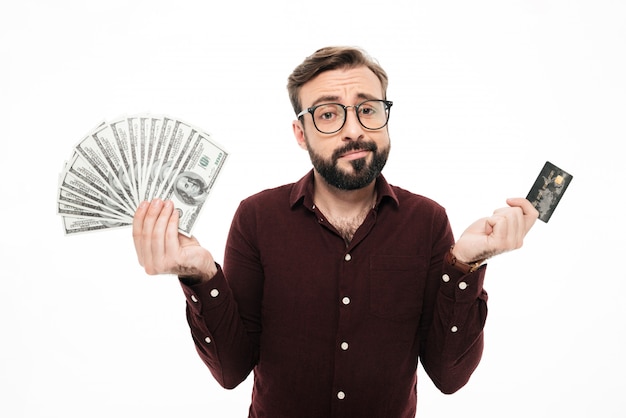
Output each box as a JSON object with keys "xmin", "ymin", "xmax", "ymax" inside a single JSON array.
[{"xmin": 292, "ymin": 66, "xmax": 391, "ymax": 190}]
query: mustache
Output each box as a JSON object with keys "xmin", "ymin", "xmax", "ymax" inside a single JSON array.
[{"xmin": 332, "ymin": 140, "xmax": 378, "ymax": 161}]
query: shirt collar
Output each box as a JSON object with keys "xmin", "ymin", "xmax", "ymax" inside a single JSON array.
[{"xmin": 289, "ymin": 170, "xmax": 400, "ymax": 209}]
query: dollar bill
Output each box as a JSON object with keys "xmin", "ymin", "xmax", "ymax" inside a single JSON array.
[
  {"xmin": 109, "ymin": 116, "xmax": 140, "ymax": 205},
  {"xmin": 57, "ymin": 185, "xmax": 132, "ymax": 222},
  {"xmin": 62, "ymin": 215, "xmax": 131, "ymax": 235},
  {"xmin": 162, "ymin": 131, "xmax": 228, "ymax": 236},
  {"xmin": 59, "ymin": 156, "xmax": 134, "ymax": 218},
  {"xmin": 90, "ymin": 122, "xmax": 138, "ymax": 209},
  {"xmin": 64, "ymin": 152, "xmax": 134, "ymax": 215},
  {"xmin": 58, "ymin": 114, "xmax": 228, "ymax": 236},
  {"xmin": 143, "ymin": 116, "xmax": 175, "ymax": 202},
  {"xmin": 152, "ymin": 119, "xmax": 196, "ymax": 199}
]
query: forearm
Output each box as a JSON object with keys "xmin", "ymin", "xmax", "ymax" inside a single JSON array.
[
  {"xmin": 420, "ymin": 265, "xmax": 488, "ymax": 394},
  {"xmin": 180, "ymin": 266, "xmax": 258, "ymax": 389}
]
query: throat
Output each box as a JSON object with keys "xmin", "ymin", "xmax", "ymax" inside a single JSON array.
[
  {"xmin": 332, "ymin": 216, "xmax": 365, "ymax": 245},
  {"xmin": 320, "ymin": 203, "xmax": 373, "ymax": 245},
  {"xmin": 313, "ymin": 180, "xmax": 377, "ymax": 245}
]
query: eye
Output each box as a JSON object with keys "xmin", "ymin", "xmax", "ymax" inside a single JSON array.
[
  {"xmin": 314, "ymin": 104, "xmax": 340, "ymax": 122},
  {"xmin": 358, "ymin": 103, "xmax": 377, "ymax": 117}
]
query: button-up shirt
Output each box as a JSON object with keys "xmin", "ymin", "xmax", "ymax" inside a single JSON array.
[{"xmin": 180, "ymin": 170, "xmax": 488, "ymax": 417}]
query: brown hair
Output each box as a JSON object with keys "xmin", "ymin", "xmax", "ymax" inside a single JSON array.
[{"xmin": 287, "ymin": 46, "xmax": 389, "ymax": 115}]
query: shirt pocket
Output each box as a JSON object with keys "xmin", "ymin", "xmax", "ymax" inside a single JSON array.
[{"xmin": 369, "ymin": 255, "xmax": 428, "ymax": 321}]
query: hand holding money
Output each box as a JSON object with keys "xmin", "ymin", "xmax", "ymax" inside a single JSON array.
[
  {"xmin": 57, "ymin": 114, "xmax": 228, "ymax": 236},
  {"xmin": 132, "ymin": 198, "xmax": 218, "ymax": 282}
]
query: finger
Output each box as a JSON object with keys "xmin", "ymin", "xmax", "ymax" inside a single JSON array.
[
  {"xmin": 150, "ymin": 199, "xmax": 175, "ymax": 273},
  {"xmin": 506, "ymin": 197, "xmax": 539, "ymax": 233},
  {"xmin": 141, "ymin": 199, "xmax": 165, "ymax": 274},
  {"xmin": 483, "ymin": 216, "xmax": 495, "ymax": 236},
  {"xmin": 132, "ymin": 201, "xmax": 150, "ymax": 266},
  {"xmin": 487, "ymin": 213, "xmax": 509, "ymax": 242},
  {"xmin": 164, "ymin": 201, "xmax": 181, "ymax": 263},
  {"xmin": 489, "ymin": 210, "xmax": 523, "ymax": 250},
  {"xmin": 506, "ymin": 197, "xmax": 539, "ymax": 218},
  {"xmin": 492, "ymin": 206, "xmax": 522, "ymax": 238}
]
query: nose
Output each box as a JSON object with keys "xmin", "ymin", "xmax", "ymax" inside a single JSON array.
[{"xmin": 341, "ymin": 106, "xmax": 365, "ymax": 141}]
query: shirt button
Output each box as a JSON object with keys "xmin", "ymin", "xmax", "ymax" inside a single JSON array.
[
  {"xmin": 344, "ymin": 253, "xmax": 352, "ymax": 261},
  {"xmin": 341, "ymin": 342, "xmax": 349, "ymax": 351},
  {"xmin": 337, "ymin": 391, "xmax": 346, "ymax": 400},
  {"xmin": 442, "ymin": 274, "xmax": 450, "ymax": 283},
  {"xmin": 210, "ymin": 289, "xmax": 219, "ymax": 298},
  {"xmin": 204, "ymin": 336, "xmax": 211, "ymax": 344},
  {"xmin": 458, "ymin": 281, "xmax": 468, "ymax": 290},
  {"xmin": 451, "ymin": 326, "xmax": 458, "ymax": 333},
  {"xmin": 342, "ymin": 297, "xmax": 351, "ymax": 305},
  {"xmin": 191, "ymin": 295, "xmax": 199, "ymax": 303}
]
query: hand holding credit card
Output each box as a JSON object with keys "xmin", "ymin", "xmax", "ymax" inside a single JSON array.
[{"xmin": 526, "ymin": 161, "xmax": 573, "ymax": 222}]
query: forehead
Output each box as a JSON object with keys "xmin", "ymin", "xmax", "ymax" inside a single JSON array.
[{"xmin": 299, "ymin": 66, "xmax": 384, "ymax": 106}]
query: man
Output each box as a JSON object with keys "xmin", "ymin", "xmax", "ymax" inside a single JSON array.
[{"xmin": 133, "ymin": 46, "xmax": 538, "ymax": 417}]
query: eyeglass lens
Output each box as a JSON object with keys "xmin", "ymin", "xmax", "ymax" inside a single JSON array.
[{"xmin": 313, "ymin": 100, "xmax": 389, "ymax": 133}]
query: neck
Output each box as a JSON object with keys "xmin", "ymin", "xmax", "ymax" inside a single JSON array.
[{"xmin": 312, "ymin": 171, "xmax": 377, "ymax": 217}]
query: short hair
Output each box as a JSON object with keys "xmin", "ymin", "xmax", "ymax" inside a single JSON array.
[{"xmin": 287, "ymin": 46, "xmax": 389, "ymax": 115}]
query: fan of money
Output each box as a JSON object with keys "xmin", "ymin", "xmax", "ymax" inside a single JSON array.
[{"xmin": 57, "ymin": 114, "xmax": 228, "ymax": 236}]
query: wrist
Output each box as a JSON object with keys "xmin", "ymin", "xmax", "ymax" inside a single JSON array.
[
  {"xmin": 179, "ymin": 262, "xmax": 218, "ymax": 285},
  {"xmin": 445, "ymin": 246, "xmax": 485, "ymax": 273}
]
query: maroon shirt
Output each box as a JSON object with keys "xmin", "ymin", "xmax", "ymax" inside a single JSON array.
[{"xmin": 180, "ymin": 171, "xmax": 488, "ymax": 417}]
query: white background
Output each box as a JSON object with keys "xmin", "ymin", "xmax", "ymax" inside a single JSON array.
[{"xmin": 1, "ymin": 1, "xmax": 625, "ymax": 417}]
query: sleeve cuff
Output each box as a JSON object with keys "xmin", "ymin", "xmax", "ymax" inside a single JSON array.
[
  {"xmin": 440, "ymin": 263, "xmax": 487, "ymax": 302},
  {"xmin": 179, "ymin": 264, "xmax": 231, "ymax": 315}
]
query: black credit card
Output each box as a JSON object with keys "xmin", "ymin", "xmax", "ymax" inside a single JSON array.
[{"xmin": 526, "ymin": 161, "xmax": 573, "ymax": 223}]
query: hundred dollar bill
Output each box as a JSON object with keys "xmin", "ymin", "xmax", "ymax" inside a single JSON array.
[
  {"xmin": 57, "ymin": 187, "xmax": 132, "ymax": 221},
  {"xmin": 162, "ymin": 131, "xmax": 228, "ymax": 236},
  {"xmin": 89, "ymin": 122, "xmax": 138, "ymax": 209},
  {"xmin": 153, "ymin": 120, "xmax": 198, "ymax": 199},
  {"xmin": 59, "ymin": 156, "xmax": 134, "ymax": 217},
  {"xmin": 143, "ymin": 116, "xmax": 176, "ymax": 201},
  {"xmin": 64, "ymin": 152, "xmax": 134, "ymax": 215},
  {"xmin": 57, "ymin": 199, "xmax": 130, "ymax": 222},
  {"xmin": 109, "ymin": 116, "xmax": 140, "ymax": 205},
  {"xmin": 59, "ymin": 113, "xmax": 229, "ymax": 236},
  {"xmin": 151, "ymin": 120, "xmax": 196, "ymax": 197},
  {"xmin": 74, "ymin": 131, "xmax": 135, "ymax": 213},
  {"xmin": 62, "ymin": 215, "xmax": 131, "ymax": 235},
  {"xmin": 136, "ymin": 115, "xmax": 151, "ymax": 201}
]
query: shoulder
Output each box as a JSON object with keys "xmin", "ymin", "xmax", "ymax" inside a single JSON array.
[
  {"xmin": 388, "ymin": 183, "xmax": 447, "ymax": 214},
  {"xmin": 376, "ymin": 174, "xmax": 446, "ymax": 215},
  {"xmin": 382, "ymin": 184, "xmax": 453, "ymax": 240},
  {"xmin": 241, "ymin": 183, "xmax": 295, "ymax": 205},
  {"xmin": 238, "ymin": 171, "xmax": 312, "ymax": 212},
  {"xmin": 235, "ymin": 183, "xmax": 299, "ymax": 220}
]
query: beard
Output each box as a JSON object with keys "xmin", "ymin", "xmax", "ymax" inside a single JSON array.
[{"xmin": 306, "ymin": 137, "xmax": 390, "ymax": 190}]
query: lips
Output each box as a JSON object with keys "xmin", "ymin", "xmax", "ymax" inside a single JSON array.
[
  {"xmin": 332, "ymin": 141, "xmax": 377, "ymax": 161},
  {"xmin": 340, "ymin": 149, "xmax": 370, "ymax": 160}
]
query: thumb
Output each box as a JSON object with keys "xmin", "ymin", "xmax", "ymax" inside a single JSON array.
[{"xmin": 506, "ymin": 197, "xmax": 539, "ymax": 218}]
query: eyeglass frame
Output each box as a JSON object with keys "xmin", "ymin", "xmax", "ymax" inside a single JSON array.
[{"xmin": 296, "ymin": 99, "xmax": 393, "ymax": 134}]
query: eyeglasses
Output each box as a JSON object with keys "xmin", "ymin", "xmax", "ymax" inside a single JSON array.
[{"xmin": 297, "ymin": 99, "xmax": 393, "ymax": 134}]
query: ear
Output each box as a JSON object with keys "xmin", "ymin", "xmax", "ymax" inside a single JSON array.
[{"xmin": 292, "ymin": 119, "xmax": 308, "ymax": 150}]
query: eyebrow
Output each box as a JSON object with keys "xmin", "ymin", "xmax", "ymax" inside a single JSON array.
[{"xmin": 309, "ymin": 92, "xmax": 381, "ymax": 108}]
